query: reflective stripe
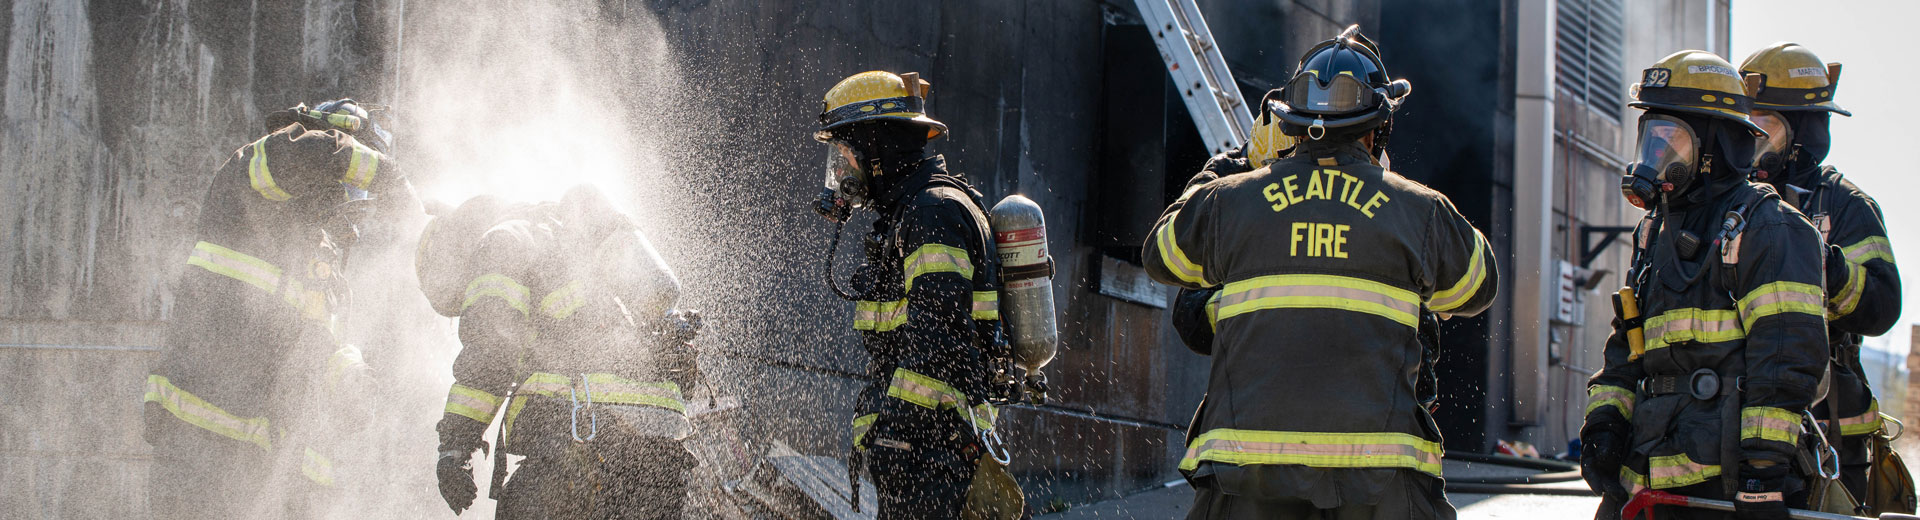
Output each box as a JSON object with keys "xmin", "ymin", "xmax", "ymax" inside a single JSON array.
[
  {"xmin": 1179, "ymin": 428, "xmax": 1444, "ymax": 476},
  {"xmin": 539, "ymin": 279, "xmax": 587, "ymax": 320},
  {"xmin": 1737, "ymin": 281, "xmax": 1825, "ymax": 330},
  {"xmin": 1843, "ymin": 236, "xmax": 1895, "ymax": 265},
  {"xmin": 1827, "ymin": 402, "xmax": 1884, "ymax": 437},
  {"xmin": 1648, "ymin": 453, "xmax": 1721, "ymax": 489},
  {"xmin": 1586, "ymin": 385, "xmax": 1635, "ymax": 421},
  {"xmin": 187, "ymin": 241, "xmax": 284, "ymax": 294},
  {"xmin": 516, "ymin": 372, "xmax": 685, "ymax": 414},
  {"xmin": 247, "ymin": 137, "xmax": 293, "ymax": 201},
  {"xmin": 1643, "ymin": 308, "xmax": 1744, "ymax": 351},
  {"xmin": 324, "ymin": 346, "xmax": 366, "ymax": 390},
  {"xmin": 302, "ymin": 447, "xmax": 335, "ymax": 487},
  {"xmin": 342, "ymin": 143, "xmax": 380, "ymax": 190},
  {"xmin": 1429, "ymin": 230, "xmax": 1489, "ymax": 313},
  {"xmin": 852, "ymin": 413, "xmax": 877, "ymax": 450},
  {"xmin": 463, "ymin": 274, "xmax": 531, "ymax": 315},
  {"xmin": 445, "ymin": 384, "xmax": 503, "ymax": 424},
  {"xmin": 854, "ymin": 299, "xmax": 908, "ymax": 332},
  {"xmin": 500, "ymin": 395, "xmax": 529, "ymax": 449},
  {"xmin": 971, "ymin": 291, "xmax": 1000, "ymax": 320},
  {"xmin": 884, "ymin": 368, "xmax": 996, "ymax": 431},
  {"xmin": 143, "ymin": 375, "xmax": 273, "ymax": 451},
  {"xmin": 1828, "ymin": 259, "xmax": 1867, "ymax": 319},
  {"xmin": 1740, "ymin": 407, "xmax": 1802, "ymax": 444},
  {"xmin": 903, "ymin": 244, "xmax": 973, "ymax": 291},
  {"xmin": 1153, "ymin": 213, "xmax": 1207, "ymax": 285},
  {"xmin": 1621, "ymin": 466, "xmax": 1649, "ymax": 495},
  {"xmin": 1206, "ymin": 290, "xmax": 1222, "ymax": 332},
  {"xmin": 1213, "ymin": 274, "xmax": 1420, "ymax": 327}
]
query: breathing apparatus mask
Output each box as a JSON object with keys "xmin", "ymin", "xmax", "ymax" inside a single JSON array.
[
  {"xmin": 814, "ymin": 141, "xmax": 872, "ymax": 224},
  {"xmin": 1621, "ymin": 114, "xmax": 1704, "ymax": 210},
  {"xmin": 1749, "ymin": 110, "xmax": 1796, "ymax": 181}
]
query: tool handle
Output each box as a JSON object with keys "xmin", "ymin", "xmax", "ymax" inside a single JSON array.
[{"xmin": 1616, "ymin": 287, "xmax": 1645, "ymax": 361}]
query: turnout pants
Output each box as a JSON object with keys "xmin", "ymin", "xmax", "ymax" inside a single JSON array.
[
  {"xmin": 1186, "ymin": 469, "xmax": 1454, "ymax": 520},
  {"xmin": 495, "ymin": 436, "xmax": 692, "ymax": 520},
  {"xmin": 865, "ymin": 406, "xmax": 977, "ymax": 520}
]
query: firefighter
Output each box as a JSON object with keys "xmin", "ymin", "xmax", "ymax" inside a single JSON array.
[
  {"xmin": 810, "ymin": 70, "xmax": 1005, "ymax": 518},
  {"xmin": 143, "ymin": 100, "xmax": 405, "ymax": 518},
  {"xmin": 417, "ymin": 186, "xmax": 701, "ymax": 519},
  {"xmin": 1581, "ymin": 51, "xmax": 1829, "ymax": 520},
  {"xmin": 1145, "ymin": 26, "xmax": 1498, "ymax": 519},
  {"xmin": 1741, "ymin": 42, "xmax": 1902, "ymax": 501}
]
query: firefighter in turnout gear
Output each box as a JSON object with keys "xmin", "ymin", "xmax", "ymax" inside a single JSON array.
[
  {"xmin": 1145, "ymin": 26, "xmax": 1498, "ymax": 519},
  {"xmin": 143, "ymin": 99, "xmax": 404, "ymax": 518},
  {"xmin": 417, "ymin": 186, "xmax": 701, "ymax": 519},
  {"xmin": 1581, "ymin": 51, "xmax": 1830, "ymax": 520},
  {"xmin": 812, "ymin": 71, "xmax": 1007, "ymax": 518},
  {"xmin": 1741, "ymin": 42, "xmax": 1904, "ymax": 505}
]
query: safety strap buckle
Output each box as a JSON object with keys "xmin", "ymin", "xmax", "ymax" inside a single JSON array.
[{"xmin": 569, "ymin": 374, "xmax": 598, "ymax": 443}]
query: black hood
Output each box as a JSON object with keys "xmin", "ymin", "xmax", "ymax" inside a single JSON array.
[{"xmin": 1777, "ymin": 110, "xmax": 1833, "ymax": 189}]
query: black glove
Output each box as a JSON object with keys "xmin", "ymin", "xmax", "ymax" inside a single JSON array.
[
  {"xmin": 1824, "ymin": 244, "xmax": 1849, "ymax": 295},
  {"xmin": 1171, "ymin": 288, "xmax": 1218, "ymax": 355},
  {"xmin": 436, "ymin": 449, "xmax": 478, "ymax": 514},
  {"xmin": 1734, "ymin": 463, "xmax": 1791, "ymax": 520},
  {"xmin": 1580, "ymin": 428, "xmax": 1629, "ymax": 500}
]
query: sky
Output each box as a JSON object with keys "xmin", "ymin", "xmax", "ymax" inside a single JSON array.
[{"xmin": 1731, "ymin": 1, "xmax": 1918, "ymax": 357}]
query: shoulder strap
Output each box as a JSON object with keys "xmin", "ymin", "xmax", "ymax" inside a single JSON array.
[{"xmin": 1717, "ymin": 186, "xmax": 1779, "ymax": 293}]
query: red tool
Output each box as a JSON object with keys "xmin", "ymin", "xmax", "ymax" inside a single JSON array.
[{"xmin": 1621, "ymin": 489, "xmax": 1891, "ymax": 520}]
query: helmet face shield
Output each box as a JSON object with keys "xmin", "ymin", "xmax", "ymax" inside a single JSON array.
[
  {"xmin": 1621, "ymin": 115, "xmax": 1700, "ymax": 208},
  {"xmin": 1749, "ymin": 110, "xmax": 1794, "ymax": 179},
  {"xmin": 1283, "ymin": 71, "xmax": 1376, "ymax": 115},
  {"xmin": 813, "ymin": 142, "xmax": 868, "ymax": 222}
]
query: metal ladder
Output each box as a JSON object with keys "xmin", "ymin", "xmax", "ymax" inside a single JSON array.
[{"xmin": 1133, "ymin": 0, "xmax": 1255, "ymax": 155}]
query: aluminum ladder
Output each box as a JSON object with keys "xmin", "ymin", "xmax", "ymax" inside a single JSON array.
[{"xmin": 1132, "ymin": 0, "xmax": 1255, "ymax": 155}]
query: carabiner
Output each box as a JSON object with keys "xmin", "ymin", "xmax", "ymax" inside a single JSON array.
[
  {"xmin": 1801, "ymin": 409, "xmax": 1840, "ymax": 481},
  {"xmin": 960, "ymin": 403, "xmax": 1012, "ymax": 466},
  {"xmin": 570, "ymin": 374, "xmax": 598, "ymax": 443}
]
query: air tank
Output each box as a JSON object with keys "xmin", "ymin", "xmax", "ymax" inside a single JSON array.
[{"xmin": 989, "ymin": 195, "xmax": 1057, "ymax": 399}]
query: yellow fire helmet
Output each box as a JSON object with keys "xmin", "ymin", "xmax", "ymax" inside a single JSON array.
[
  {"xmin": 816, "ymin": 71, "xmax": 948, "ymax": 142},
  {"xmin": 1245, "ymin": 111, "xmax": 1296, "ymax": 167},
  {"xmin": 1628, "ymin": 50, "xmax": 1766, "ymax": 136},
  {"xmin": 1740, "ymin": 42, "xmax": 1851, "ymax": 116}
]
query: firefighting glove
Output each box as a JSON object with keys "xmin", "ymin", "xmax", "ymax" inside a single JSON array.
[
  {"xmin": 1170, "ymin": 288, "xmax": 1218, "ymax": 355},
  {"xmin": 1823, "ymin": 244, "xmax": 1850, "ymax": 296},
  {"xmin": 1734, "ymin": 463, "xmax": 1791, "ymax": 520},
  {"xmin": 436, "ymin": 449, "xmax": 478, "ymax": 514},
  {"xmin": 1580, "ymin": 428, "xmax": 1629, "ymax": 500}
]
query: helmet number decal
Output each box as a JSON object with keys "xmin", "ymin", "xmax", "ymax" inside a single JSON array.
[{"xmin": 1642, "ymin": 68, "xmax": 1671, "ymax": 88}]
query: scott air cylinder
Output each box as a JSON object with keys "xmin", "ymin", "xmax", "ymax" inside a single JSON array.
[{"xmin": 989, "ymin": 195, "xmax": 1057, "ymax": 400}]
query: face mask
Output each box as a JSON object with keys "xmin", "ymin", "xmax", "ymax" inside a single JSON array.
[
  {"xmin": 1749, "ymin": 110, "xmax": 1794, "ymax": 181},
  {"xmin": 1620, "ymin": 115, "xmax": 1700, "ymax": 209},
  {"xmin": 813, "ymin": 142, "xmax": 870, "ymax": 223}
]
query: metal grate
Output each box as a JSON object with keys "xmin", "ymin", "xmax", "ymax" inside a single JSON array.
[{"xmin": 1555, "ymin": 0, "xmax": 1626, "ymax": 120}]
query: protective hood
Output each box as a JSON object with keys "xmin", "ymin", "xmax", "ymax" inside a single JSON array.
[{"xmin": 1782, "ymin": 110, "xmax": 1833, "ymax": 187}]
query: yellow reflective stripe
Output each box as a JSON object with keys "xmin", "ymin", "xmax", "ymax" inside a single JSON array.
[
  {"xmin": 581, "ymin": 373, "xmax": 685, "ymax": 414},
  {"xmin": 968, "ymin": 403, "xmax": 998, "ymax": 431},
  {"xmin": 971, "ymin": 291, "xmax": 1000, "ymax": 320},
  {"xmin": 515, "ymin": 373, "xmax": 684, "ymax": 414},
  {"xmin": 1154, "ymin": 212, "xmax": 1207, "ymax": 285},
  {"xmin": 1213, "ymin": 274, "xmax": 1420, "ymax": 327},
  {"xmin": 852, "ymin": 413, "xmax": 877, "ymax": 451},
  {"xmin": 1179, "ymin": 428, "xmax": 1444, "ymax": 476},
  {"xmin": 1648, "ymin": 453, "xmax": 1721, "ymax": 489},
  {"xmin": 1843, "ymin": 236, "xmax": 1895, "ymax": 265},
  {"xmin": 143, "ymin": 375, "xmax": 273, "ymax": 451},
  {"xmin": 500, "ymin": 395, "xmax": 528, "ymax": 448},
  {"xmin": 324, "ymin": 346, "xmax": 365, "ymax": 389},
  {"xmin": 302, "ymin": 447, "xmax": 335, "ymax": 487},
  {"xmin": 1740, "ymin": 407, "xmax": 1802, "ymax": 444},
  {"xmin": 903, "ymin": 244, "xmax": 973, "ymax": 291},
  {"xmin": 888, "ymin": 368, "xmax": 966, "ymax": 410},
  {"xmin": 342, "ymin": 143, "xmax": 380, "ymax": 190},
  {"xmin": 186, "ymin": 241, "xmax": 284, "ymax": 294},
  {"xmin": 1828, "ymin": 260, "xmax": 1866, "ymax": 319},
  {"xmin": 1585, "ymin": 385, "xmax": 1636, "ymax": 421},
  {"xmin": 462, "ymin": 273, "xmax": 531, "ymax": 315},
  {"xmin": 1738, "ymin": 281, "xmax": 1825, "ymax": 330},
  {"xmin": 1621, "ymin": 466, "xmax": 1649, "ymax": 495},
  {"xmin": 445, "ymin": 384, "xmax": 503, "ymax": 424},
  {"xmin": 854, "ymin": 299, "xmax": 908, "ymax": 332},
  {"xmin": 1429, "ymin": 230, "xmax": 1489, "ymax": 312},
  {"xmin": 1643, "ymin": 308, "xmax": 1744, "ymax": 351},
  {"xmin": 539, "ymin": 279, "xmax": 587, "ymax": 320},
  {"xmin": 247, "ymin": 137, "xmax": 292, "ymax": 201},
  {"xmin": 1206, "ymin": 291, "xmax": 1222, "ymax": 332},
  {"xmin": 1833, "ymin": 402, "xmax": 1884, "ymax": 437}
]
